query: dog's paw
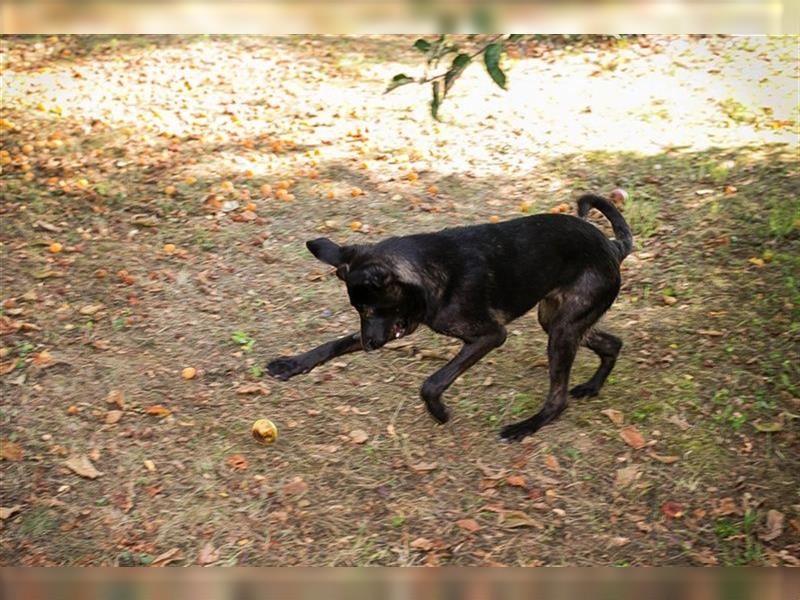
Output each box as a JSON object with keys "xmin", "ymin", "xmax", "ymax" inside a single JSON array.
[
  {"xmin": 569, "ymin": 382, "xmax": 600, "ymax": 399},
  {"xmin": 424, "ymin": 400, "xmax": 451, "ymax": 425},
  {"xmin": 498, "ymin": 422, "xmax": 535, "ymax": 443},
  {"xmin": 266, "ymin": 357, "xmax": 305, "ymax": 381}
]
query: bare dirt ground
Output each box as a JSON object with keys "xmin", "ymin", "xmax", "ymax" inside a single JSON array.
[{"xmin": 1, "ymin": 35, "xmax": 798, "ymax": 566}]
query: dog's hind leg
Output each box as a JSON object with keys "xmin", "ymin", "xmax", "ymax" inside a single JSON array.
[
  {"xmin": 570, "ymin": 330, "xmax": 622, "ymax": 398},
  {"xmin": 501, "ymin": 276, "xmax": 615, "ymax": 442},
  {"xmin": 420, "ymin": 327, "xmax": 506, "ymax": 424},
  {"xmin": 266, "ymin": 332, "xmax": 362, "ymax": 381}
]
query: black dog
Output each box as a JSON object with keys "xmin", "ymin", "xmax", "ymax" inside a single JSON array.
[{"xmin": 267, "ymin": 194, "xmax": 633, "ymax": 441}]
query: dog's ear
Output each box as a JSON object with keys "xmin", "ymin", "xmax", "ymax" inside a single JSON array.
[
  {"xmin": 307, "ymin": 238, "xmax": 352, "ymax": 280},
  {"xmin": 307, "ymin": 238, "xmax": 343, "ymax": 266}
]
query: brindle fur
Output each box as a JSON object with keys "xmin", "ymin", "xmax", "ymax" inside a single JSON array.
[{"xmin": 267, "ymin": 194, "xmax": 633, "ymax": 441}]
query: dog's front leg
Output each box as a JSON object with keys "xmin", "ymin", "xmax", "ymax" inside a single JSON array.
[
  {"xmin": 266, "ymin": 332, "xmax": 362, "ymax": 381},
  {"xmin": 420, "ymin": 328, "xmax": 506, "ymax": 424}
]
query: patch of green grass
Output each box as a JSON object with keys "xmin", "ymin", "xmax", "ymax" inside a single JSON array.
[
  {"xmin": 389, "ymin": 515, "xmax": 405, "ymax": 528},
  {"xmin": 624, "ymin": 193, "xmax": 661, "ymax": 239},
  {"xmin": 767, "ymin": 200, "xmax": 799, "ymax": 237},
  {"xmin": 19, "ymin": 506, "xmax": 56, "ymax": 539},
  {"xmin": 231, "ymin": 331, "xmax": 255, "ymax": 352}
]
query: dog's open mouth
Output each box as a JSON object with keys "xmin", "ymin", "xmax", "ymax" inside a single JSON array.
[{"xmin": 391, "ymin": 321, "xmax": 408, "ymax": 339}]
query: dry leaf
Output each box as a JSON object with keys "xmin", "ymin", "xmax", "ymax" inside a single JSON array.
[
  {"xmin": 614, "ymin": 465, "xmax": 639, "ymax": 488},
  {"xmin": 690, "ymin": 549, "xmax": 718, "ymax": 565},
  {"xmin": 386, "ymin": 424, "xmax": 396, "ymax": 437},
  {"xmin": 409, "ymin": 461, "xmax": 438, "ymax": 473},
  {"xmin": 647, "ymin": 451, "xmax": 680, "ymax": 464},
  {"xmin": 505, "ymin": 475, "xmax": 527, "ymax": 487},
  {"xmin": 143, "ymin": 459, "xmax": 156, "ymax": 472},
  {"xmin": 661, "ymin": 501, "xmax": 684, "ymax": 519},
  {"xmin": 498, "ymin": 510, "xmax": 544, "ymax": 529},
  {"xmin": 608, "ymin": 536, "xmax": 630, "ymax": 547},
  {"xmin": 544, "ymin": 454, "xmax": 560, "ymax": 472},
  {"xmin": 150, "ymin": 547, "xmax": 183, "ymax": 567},
  {"xmin": 456, "ymin": 518, "xmax": 481, "ymax": 533},
  {"xmin": 410, "ymin": 537, "xmax": 433, "ymax": 551},
  {"xmin": 145, "ymin": 405, "xmax": 171, "ymax": 417},
  {"xmin": 620, "ymin": 426, "xmax": 646, "ymax": 449},
  {"xmin": 197, "ymin": 542, "xmax": 219, "ymax": 566},
  {"xmin": 105, "ymin": 410, "xmax": 123, "ymax": 425},
  {"xmin": 107, "ymin": 389, "xmax": 125, "ymax": 408},
  {"xmin": 760, "ymin": 509, "xmax": 784, "ymax": 542},
  {"xmin": 667, "ymin": 415, "xmax": 690, "ymax": 431},
  {"xmin": 349, "ymin": 429, "xmax": 368, "ymax": 444},
  {"xmin": 0, "ymin": 360, "xmax": 17, "ymax": 375},
  {"xmin": 282, "ymin": 476, "xmax": 308, "ymax": 498},
  {"xmin": 601, "ymin": 408, "xmax": 624, "ymax": 426},
  {"xmin": 64, "ymin": 454, "xmax": 103, "ymax": 479},
  {"xmin": 0, "ymin": 505, "xmax": 23, "ymax": 520},
  {"xmin": 235, "ymin": 382, "xmax": 270, "ymax": 395},
  {"xmin": 697, "ymin": 329, "xmax": 724, "ymax": 337},
  {"xmin": 713, "ymin": 497, "xmax": 740, "ymax": 517},
  {"xmin": 79, "ymin": 304, "xmax": 105, "ymax": 316},
  {"xmin": 1, "ymin": 439, "xmax": 24, "ymax": 461},
  {"xmin": 227, "ymin": 454, "xmax": 248, "ymax": 471},
  {"xmin": 31, "ymin": 351, "xmax": 56, "ymax": 368},
  {"xmin": 753, "ymin": 419, "xmax": 783, "ymax": 433}
]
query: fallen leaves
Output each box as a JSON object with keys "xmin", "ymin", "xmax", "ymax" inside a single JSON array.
[
  {"xmin": 107, "ymin": 389, "xmax": 125, "ymax": 408},
  {"xmin": 498, "ymin": 510, "xmax": 544, "ymax": 530},
  {"xmin": 227, "ymin": 454, "xmax": 248, "ymax": 471},
  {"xmin": 150, "ymin": 547, "xmax": 183, "ymax": 567},
  {"xmin": 282, "ymin": 476, "xmax": 308, "ymax": 498},
  {"xmin": 647, "ymin": 451, "xmax": 680, "ymax": 464},
  {"xmin": 614, "ymin": 465, "xmax": 640, "ymax": 488},
  {"xmin": 235, "ymin": 382, "xmax": 270, "ymax": 395},
  {"xmin": 348, "ymin": 429, "xmax": 369, "ymax": 444},
  {"xmin": 105, "ymin": 410, "xmax": 123, "ymax": 425},
  {"xmin": 543, "ymin": 454, "xmax": 560, "ymax": 472},
  {"xmin": 619, "ymin": 426, "xmax": 646, "ymax": 449},
  {"xmin": 505, "ymin": 474, "xmax": 527, "ymax": 488},
  {"xmin": 455, "ymin": 518, "xmax": 481, "ymax": 533},
  {"xmin": 79, "ymin": 304, "xmax": 104, "ymax": 316},
  {"xmin": 601, "ymin": 408, "xmax": 624, "ymax": 426},
  {"xmin": 660, "ymin": 501, "xmax": 684, "ymax": 519},
  {"xmin": 64, "ymin": 454, "xmax": 103, "ymax": 479},
  {"xmin": 760, "ymin": 509, "xmax": 784, "ymax": 542},
  {"xmin": 0, "ymin": 505, "xmax": 23, "ymax": 520},
  {"xmin": 197, "ymin": 541, "xmax": 219, "ymax": 566},
  {"xmin": 1, "ymin": 439, "xmax": 24, "ymax": 461},
  {"xmin": 145, "ymin": 405, "xmax": 171, "ymax": 418},
  {"xmin": 410, "ymin": 537, "xmax": 434, "ymax": 551},
  {"xmin": 408, "ymin": 461, "xmax": 439, "ymax": 473}
]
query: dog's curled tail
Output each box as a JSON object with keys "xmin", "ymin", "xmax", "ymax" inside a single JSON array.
[{"xmin": 577, "ymin": 194, "xmax": 634, "ymax": 261}]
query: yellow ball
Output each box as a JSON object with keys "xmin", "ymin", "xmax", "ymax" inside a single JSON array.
[{"xmin": 252, "ymin": 419, "xmax": 278, "ymax": 445}]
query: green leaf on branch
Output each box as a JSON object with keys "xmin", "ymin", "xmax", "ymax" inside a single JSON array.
[
  {"xmin": 484, "ymin": 43, "xmax": 507, "ymax": 90},
  {"xmin": 413, "ymin": 39, "xmax": 432, "ymax": 53},
  {"xmin": 444, "ymin": 53, "xmax": 471, "ymax": 94},
  {"xmin": 385, "ymin": 73, "xmax": 415, "ymax": 94}
]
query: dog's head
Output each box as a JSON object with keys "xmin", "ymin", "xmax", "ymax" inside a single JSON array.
[{"xmin": 306, "ymin": 237, "xmax": 425, "ymax": 351}]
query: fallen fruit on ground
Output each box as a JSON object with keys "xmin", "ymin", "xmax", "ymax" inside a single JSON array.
[
  {"xmin": 181, "ymin": 367, "xmax": 197, "ymax": 380},
  {"xmin": 252, "ymin": 419, "xmax": 278, "ymax": 445}
]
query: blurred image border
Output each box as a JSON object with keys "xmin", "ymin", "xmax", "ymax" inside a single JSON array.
[
  {"xmin": 2, "ymin": 0, "xmax": 798, "ymax": 35},
  {"xmin": 1, "ymin": 567, "xmax": 799, "ymax": 600}
]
